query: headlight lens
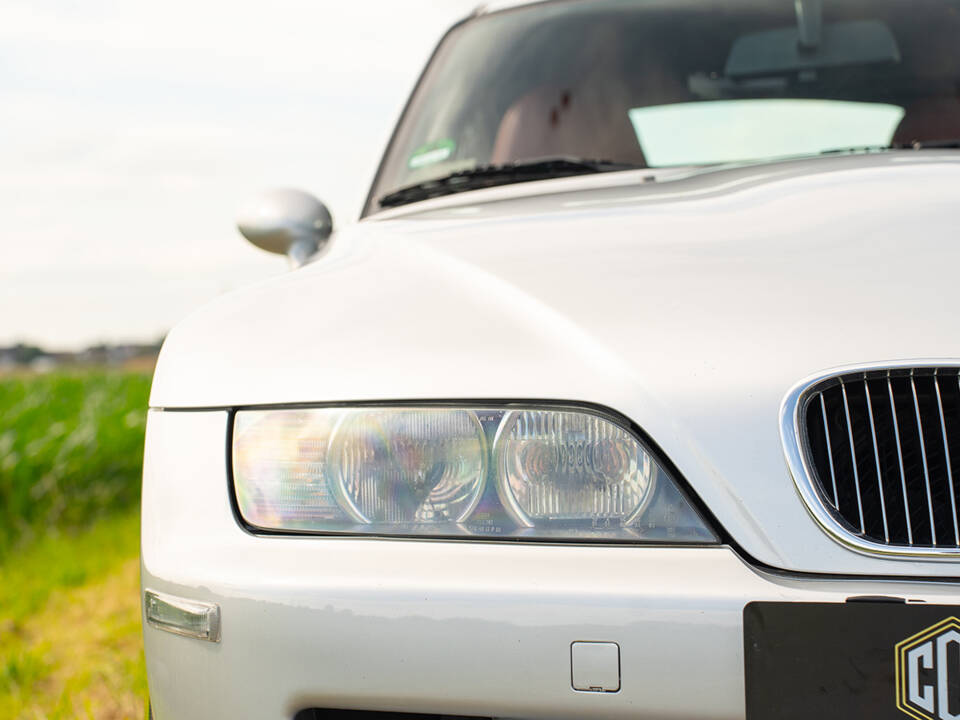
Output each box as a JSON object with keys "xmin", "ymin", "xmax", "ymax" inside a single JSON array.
[
  {"xmin": 232, "ymin": 405, "xmax": 715, "ymax": 542},
  {"xmin": 494, "ymin": 409, "xmax": 654, "ymax": 527},
  {"xmin": 328, "ymin": 408, "xmax": 486, "ymax": 524}
]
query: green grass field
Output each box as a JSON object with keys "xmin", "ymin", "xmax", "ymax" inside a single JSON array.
[{"xmin": 0, "ymin": 371, "xmax": 150, "ymax": 719}]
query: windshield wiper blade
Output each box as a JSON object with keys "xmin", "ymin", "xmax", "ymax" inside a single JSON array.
[
  {"xmin": 819, "ymin": 140, "xmax": 960, "ymax": 157},
  {"xmin": 378, "ymin": 157, "xmax": 640, "ymax": 208},
  {"xmin": 819, "ymin": 145, "xmax": 890, "ymax": 155}
]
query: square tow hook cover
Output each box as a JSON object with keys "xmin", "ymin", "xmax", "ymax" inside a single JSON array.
[{"xmin": 571, "ymin": 641, "xmax": 620, "ymax": 692}]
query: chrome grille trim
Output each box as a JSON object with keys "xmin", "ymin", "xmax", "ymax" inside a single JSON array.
[{"xmin": 781, "ymin": 361, "xmax": 960, "ymax": 559}]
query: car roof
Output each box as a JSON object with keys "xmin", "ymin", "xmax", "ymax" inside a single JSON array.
[{"xmin": 473, "ymin": 0, "xmax": 554, "ymax": 16}]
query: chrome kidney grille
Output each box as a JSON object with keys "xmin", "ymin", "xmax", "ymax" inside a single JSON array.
[{"xmin": 792, "ymin": 366, "xmax": 960, "ymax": 554}]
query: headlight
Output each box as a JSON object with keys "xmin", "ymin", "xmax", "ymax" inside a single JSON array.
[
  {"xmin": 494, "ymin": 409, "xmax": 655, "ymax": 527},
  {"xmin": 232, "ymin": 405, "xmax": 715, "ymax": 543},
  {"xmin": 328, "ymin": 408, "xmax": 487, "ymax": 524}
]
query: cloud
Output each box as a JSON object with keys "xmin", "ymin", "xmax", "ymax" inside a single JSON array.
[{"xmin": 0, "ymin": 0, "xmax": 478, "ymax": 348}]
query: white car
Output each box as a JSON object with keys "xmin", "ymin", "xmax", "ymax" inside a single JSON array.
[{"xmin": 141, "ymin": 1, "xmax": 960, "ymax": 718}]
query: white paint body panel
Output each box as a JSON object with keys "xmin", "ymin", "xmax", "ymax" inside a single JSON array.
[
  {"xmin": 149, "ymin": 152, "xmax": 960, "ymax": 578},
  {"xmin": 143, "ymin": 411, "xmax": 960, "ymax": 719}
]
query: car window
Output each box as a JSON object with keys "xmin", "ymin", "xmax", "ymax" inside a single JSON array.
[{"xmin": 364, "ymin": 0, "xmax": 960, "ymax": 215}]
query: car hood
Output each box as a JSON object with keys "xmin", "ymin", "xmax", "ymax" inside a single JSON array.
[{"xmin": 152, "ymin": 152, "xmax": 960, "ymax": 576}]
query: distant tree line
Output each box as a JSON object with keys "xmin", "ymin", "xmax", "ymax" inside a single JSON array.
[{"xmin": 0, "ymin": 338, "xmax": 164, "ymax": 369}]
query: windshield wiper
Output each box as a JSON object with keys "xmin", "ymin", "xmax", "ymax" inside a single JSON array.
[
  {"xmin": 819, "ymin": 145, "xmax": 890, "ymax": 155},
  {"xmin": 378, "ymin": 157, "xmax": 640, "ymax": 208},
  {"xmin": 820, "ymin": 140, "xmax": 960, "ymax": 156}
]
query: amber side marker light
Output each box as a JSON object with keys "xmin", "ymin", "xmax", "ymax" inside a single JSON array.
[{"xmin": 144, "ymin": 590, "xmax": 221, "ymax": 642}]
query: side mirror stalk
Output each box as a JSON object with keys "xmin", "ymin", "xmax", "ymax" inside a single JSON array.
[{"xmin": 285, "ymin": 234, "xmax": 321, "ymax": 268}]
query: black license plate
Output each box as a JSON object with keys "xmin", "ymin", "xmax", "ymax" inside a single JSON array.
[{"xmin": 745, "ymin": 601, "xmax": 960, "ymax": 720}]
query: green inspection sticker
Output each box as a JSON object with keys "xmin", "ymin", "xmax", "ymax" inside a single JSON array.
[{"xmin": 408, "ymin": 139, "xmax": 455, "ymax": 169}]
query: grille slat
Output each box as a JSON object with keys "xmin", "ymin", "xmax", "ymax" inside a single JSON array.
[
  {"xmin": 839, "ymin": 381, "xmax": 866, "ymax": 534},
  {"xmin": 887, "ymin": 377, "xmax": 914, "ymax": 545},
  {"xmin": 819, "ymin": 394, "xmax": 839, "ymax": 508},
  {"xmin": 802, "ymin": 367, "xmax": 960, "ymax": 550},
  {"xmin": 863, "ymin": 381, "xmax": 889, "ymax": 542},
  {"xmin": 910, "ymin": 376, "xmax": 938, "ymax": 545},
  {"xmin": 933, "ymin": 375, "xmax": 960, "ymax": 545}
]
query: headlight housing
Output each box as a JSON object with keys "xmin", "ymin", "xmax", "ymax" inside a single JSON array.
[{"xmin": 231, "ymin": 405, "xmax": 716, "ymax": 543}]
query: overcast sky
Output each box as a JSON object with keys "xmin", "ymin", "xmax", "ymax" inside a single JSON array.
[{"xmin": 1, "ymin": 0, "xmax": 478, "ymax": 350}]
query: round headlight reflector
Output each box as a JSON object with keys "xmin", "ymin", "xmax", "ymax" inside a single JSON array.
[
  {"xmin": 327, "ymin": 408, "xmax": 487, "ymax": 524},
  {"xmin": 494, "ymin": 409, "xmax": 656, "ymax": 527}
]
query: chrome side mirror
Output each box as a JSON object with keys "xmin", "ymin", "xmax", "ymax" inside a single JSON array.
[{"xmin": 237, "ymin": 189, "xmax": 333, "ymax": 268}]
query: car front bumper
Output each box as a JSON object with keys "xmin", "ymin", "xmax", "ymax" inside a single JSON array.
[{"xmin": 142, "ymin": 410, "xmax": 960, "ymax": 720}]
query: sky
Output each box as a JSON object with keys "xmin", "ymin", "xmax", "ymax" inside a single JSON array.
[{"xmin": 0, "ymin": 0, "xmax": 479, "ymax": 350}]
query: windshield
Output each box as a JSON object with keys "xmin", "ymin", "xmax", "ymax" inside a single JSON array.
[{"xmin": 364, "ymin": 0, "xmax": 960, "ymax": 215}]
